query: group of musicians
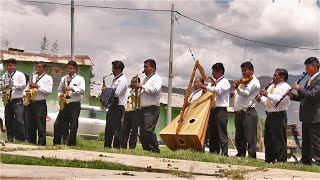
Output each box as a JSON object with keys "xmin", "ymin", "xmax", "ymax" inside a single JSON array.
[
  {"xmin": 193, "ymin": 57, "xmax": 320, "ymax": 166},
  {"xmin": 1, "ymin": 56, "xmax": 319, "ymax": 165}
]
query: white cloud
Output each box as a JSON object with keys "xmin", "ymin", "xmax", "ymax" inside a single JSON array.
[{"xmin": 1, "ymin": 0, "xmax": 319, "ymax": 88}]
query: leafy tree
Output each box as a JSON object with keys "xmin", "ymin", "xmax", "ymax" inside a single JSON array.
[
  {"xmin": 40, "ymin": 34, "xmax": 49, "ymax": 54},
  {"xmin": 1, "ymin": 39, "xmax": 11, "ymax": 48},
  {"xmin": 51, "ymin": 40, "xmax": 59, "ymax": 54}
]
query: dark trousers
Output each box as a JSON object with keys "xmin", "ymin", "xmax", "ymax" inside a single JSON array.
[
  {"xmin": 301, "ymin": 123, "xmax": 320, "ymax": 165},
  {"xmin": 29, "ymin": 100, "xmax": 47, "ymax": 145},
  {"xmin": 209, "ymin": 107, "xmax": 228, "ymax": 156},
  {"xmin": 121, "ymin": 110, "xmax": 139, "ymax": 149},
  {"xmin": 264, "ymin": 112, "xmax": 287, "ymax": 163},
  {"xmin": 53, "ymin": 102, "xmax": 81, "ymax": 146},
  {"xmin": 139, "ymin": 105, "xmax": 160, "ymax": 153},
  {"xmin": 235, "ymin": 107, "xmax": 258, "ymax": 158},
  {"xmin": 104, "ymin": 105, "xmax": 125, "ymax": 149},
  {"xmin": 5, "ymin": 98, "xmax": 25, "ymax": 141},
  {"xmin": 24, "ymin": 105, "xmax": 30, "ymax": 142}
]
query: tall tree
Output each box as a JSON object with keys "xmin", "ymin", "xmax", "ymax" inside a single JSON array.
[
  {"xmin": 1, "ymin": 39, "xmax": 11, "ymax": 48},
  {"xmin": 51, "ymin": 40, "xmax": 59, "ymax": 54},
  {"xmin": 40, "ymin": 34, "xmax": 49, "ymax": 54}
]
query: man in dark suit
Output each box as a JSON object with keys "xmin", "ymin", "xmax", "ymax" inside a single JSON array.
[{"xmin": 290, "ymin": 57, "xmax": 320, "ymax": 165}]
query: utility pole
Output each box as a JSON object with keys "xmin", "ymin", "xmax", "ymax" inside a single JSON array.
[
  {"xmin": 71, "ymin": 0, "xmax": 75, "ymax": 61},
  {"xmin": 167, "ymin": 4, "xmax": 174, "ymax": 125}
]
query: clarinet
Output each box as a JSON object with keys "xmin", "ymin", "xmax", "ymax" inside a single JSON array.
[
  {"xmin": 243, "ymin": 80, "xmax": 273, "ymax": 112},
  {"xmin": 273, "ymin": 72, "xmax": 307, "ymax": 108}
]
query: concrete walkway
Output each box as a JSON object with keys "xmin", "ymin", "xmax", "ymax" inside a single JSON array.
[{"xmin": 1, "ymin": 143, "xmax": 319, "ymax": 179}]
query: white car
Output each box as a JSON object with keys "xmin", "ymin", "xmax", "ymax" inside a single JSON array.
[{"xmin": 46, "ymin": 105, "xmax": 107, "ymax": 139}]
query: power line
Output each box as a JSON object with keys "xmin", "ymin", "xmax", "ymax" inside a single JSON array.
[
  {"xmin": 174, "ymin": 15, "xmax": 196, "ymax": 61},
  {"xmin": 22, "ymin": 0, "xmax": 320, "ymax": 51},
  {"xmin": 176, "ymin": 12, "xmax": 319, "ymax": 51},
  {"xmin": 22, "ymin": 0, "xmax": 173, "ymax": 12}
]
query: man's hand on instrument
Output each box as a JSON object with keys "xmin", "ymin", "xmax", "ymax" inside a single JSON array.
[
  {"xmin": 292, "ymin": 83, "xmax": 300, "ymax": 90},
  {"xmin": 233, "ymin": 81, "xmax": 239, "ymax": 89},
  {"xmin": 64, "ymin": 86, "xmax": 74, "ymax": 92},
  {"xmin": 230, "ymin": 91, "xmax": 235, "ymax": 97},
  {"xmin": 29, "ymin": 83, "xmax": 39, "ymax": 89},
  {"xmin": 196, "ymin": 81, "xmax": 206, "ymax": 90},
  {"xmin": 59, "ymin": 94, "xmax": 65, "ymax": 98},
  {"xmin": 134, "ymin": 82, "xmax": 142, "ymax": 89},
  {"xmin": 259, "ymin": 90, "xmax": 268, "ymax": 97},
  {"xmin": 287, "ymin": 92, "xmax": 294, "ymax": 98}
]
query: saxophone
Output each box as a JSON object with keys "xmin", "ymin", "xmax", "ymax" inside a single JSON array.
[
  {"xmin": 126, "ymin": 71, "xmax": 144, "ymax": 111},
  {"xmin": 58, "ymin": 75, "xmax": 70, "ymax": 110},
  {"xmin": 24, "ymin": 71, "xmax": 38, "ymax": 106},
  {"xmin": 2, "ymin": 73, "xmax": 13, "ymax": 106}
]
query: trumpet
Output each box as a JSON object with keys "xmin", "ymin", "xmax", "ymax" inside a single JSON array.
[
  {"xmin": 273, "ymin": 72, "xmax": 307, "ymax": 108},
  {"xmin": 24, "ymin": 71, "xmax": 38, "ymax": 106}
]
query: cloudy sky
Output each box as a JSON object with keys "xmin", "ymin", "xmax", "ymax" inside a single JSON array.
[{"xmin": 1, "ymin": 0, "xmax": 319, "ymax": 89}]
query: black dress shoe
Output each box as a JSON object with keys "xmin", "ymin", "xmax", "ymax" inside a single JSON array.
[{"xmin": 235, "ymin": 154, "xmax": 245, "ymax": 157}]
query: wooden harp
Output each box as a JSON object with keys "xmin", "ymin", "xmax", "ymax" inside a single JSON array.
[{"xmin": 160, "ymin": 60, "xmax": 215, "ymax": 152}]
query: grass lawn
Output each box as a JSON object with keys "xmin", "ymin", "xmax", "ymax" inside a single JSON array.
[{"xmin": 1, "ymin": 136, "xmax": 319, "ymax": 174}]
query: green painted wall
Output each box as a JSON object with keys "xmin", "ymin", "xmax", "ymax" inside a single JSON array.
[{"xmin": 0, "ymin": 61, "xmax": 92, "ymax": 112}]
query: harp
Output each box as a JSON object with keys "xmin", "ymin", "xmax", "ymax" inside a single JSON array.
[{"xmin": 160, "ymin": 60, "xmax": 215, "ymax": 152}]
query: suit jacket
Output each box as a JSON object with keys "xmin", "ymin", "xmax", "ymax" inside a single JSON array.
[{"xmin": 291, "ymin": 73, "xmax": 320, "ymax": 124}]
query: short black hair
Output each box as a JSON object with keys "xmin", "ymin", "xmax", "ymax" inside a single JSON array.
[
  {"xmin": 305, "ymin": 57, "xmax": 319, "ymax": 70},
  {"xmin": 240, "ymin": 61, "xmax": 254, "ymax": 70},
  {"xmin": 144, "ymin": 59, "xmax": 156, "ymax": 70},
  {"xmin": 131, "ymin": 76, "xmax": 140, "ymax": 83},
  {"xmin": 195, "ymin": 77, "xmax": 204, "ymax": 84},
  {"xmin": 112, "ymin": 60, "xmax": 125, "ymax": 71},
  {"xmin": 275, "ymin": 68, "xmax": 289, "ymax": 82},
  {"xmin": 7, "ymin": 58, "xmax": 17, "ymax": 64},
  {"xmin": 212, "ymin": 62, "xmax": 225, "ymax": 74},
  {"xmin": 67, "ymin": 60, "xmax": 78, "ymax": 69},
  {"xmin": 36, "ymin": 61, "xmax": 47, "ymax": 69}
]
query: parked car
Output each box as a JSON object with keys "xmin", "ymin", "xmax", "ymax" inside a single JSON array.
[{"xmin": 46, "ymin": 105, "xmax": 106, "ymax": 139}]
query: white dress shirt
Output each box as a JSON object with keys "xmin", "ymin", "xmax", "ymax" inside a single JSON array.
[
  {"xmin": 2, "ymin": 70, "xmax": 26, "ymax": 99},
  {"xmin": 233, "ymin": 75, "xmax": 261, "ymax": 111},
  {"xmin": 188, "ymin": 89, "xmax": 203, "ymax": 104},
  {"xmin": 31, "ymin": 73, "xmax": 53, "ymax": 101},
  {"xmin": 140, "ymin": 73, "xmax": 162, "ymax": 107},
  {"xmin": 260, "ymin": 82, "xmax": 291, "ymax": 112},
  {"xmin": 206, "ymin": 76, "xmax": 230, "ymax": 107},
  {"xmin": 111, "ymin": 73, "xmax": 128, "ymax": 106},
  {"xmin": 58, "ymin": 74, "xmax": 85, "ymax": 103}
]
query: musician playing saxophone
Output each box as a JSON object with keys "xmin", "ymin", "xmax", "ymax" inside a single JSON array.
[
  {"xmin": 2, "ymin": 58, "xmax": 26, "ymax": 142},
  {"xmin": 257, "ymin": 69, "xmax": 291, "ymax": 163},
  {"xmin": 53, "ymin": 61, "xmax": 85, "ymax": 146},
  {"xmin": 121, "ymin": 76, "xmax": 140, "ymax": 149},
  {"xmin": 232, "ymin": 61, "xmax": 260, "ymax": 159},
  {"xmin": 28, "ymin": 62, "xmax": 53, "ymax": 146},
  {"xmin": 104, "ymin": 60, "xmax": 128, "ymax": 149},
  {"xmin": 197, "ymin": 63, "xmax": 231, "ymax": 156}
]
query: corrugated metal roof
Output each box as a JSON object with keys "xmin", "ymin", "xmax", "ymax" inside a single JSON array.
[{"xmin": 0, "ymin": 49, "xmax": 94, "ymax": 66}]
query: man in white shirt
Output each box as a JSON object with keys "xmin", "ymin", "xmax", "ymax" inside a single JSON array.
[
  {"xmin": 28, "ymin": 62, "xmax": 53, "ymax": 146},
  {"xmin": 104, "ymin": 61, "xmax": 128, "ymax": 149},
  {"xmin": 134, "ymin": 59, "xmax": 162, "ymax": 153},
  {"xmin": 2, "ymin": 58, "xmax": 26, "ymax": 142},
  {"xmin": 258, "ymin": 68, "xmax": 291, "ymax": 163},
  {"xmin": 188, "ymin": 77, "xmax": 204, "ymax": 104},
  {"xmin": 198, "ymin": 63, "xmax": 230, "ymax": 156},
  {"xmin": 53, "ymin": 61, "xmax": 85, "ymax": 146},
  {"xmin": 121, "ymin": 76, "xmax": 140, "ymax": 149},
  {"xmin": 232, "ymin": 61, "xmax": 260, "ymax": 158}
]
